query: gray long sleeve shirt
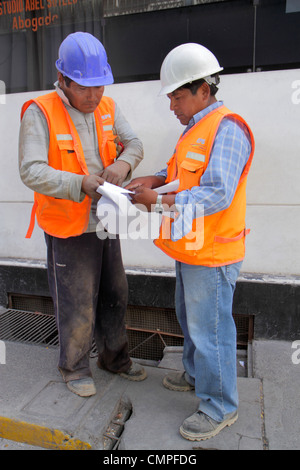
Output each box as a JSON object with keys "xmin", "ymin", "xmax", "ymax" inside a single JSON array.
[{"xmin": 19, "ymin": 85, "xmax": 144, "ymax": 233}]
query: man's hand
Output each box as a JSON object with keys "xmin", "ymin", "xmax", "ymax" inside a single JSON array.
[
  {"xmin": 100, "ymin": 160, "xmax": 131, "ymax": 186},
  {"xmin": 130, "ymin": 186, "xmax": 158, "ymax": 212},
  {"xmin": 81, "ymin": 174, "xmax": 105, "ymax": 200},
  {"xmin": 130, "ymin": 183, "xmax": 177, "ymax": 213},
  {"xmin": 125, "ymin": 175, "xmax": 166, "ymax": 191}
]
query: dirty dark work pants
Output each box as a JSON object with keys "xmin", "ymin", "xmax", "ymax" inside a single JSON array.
[{"xmin": 45, "ymin": 232, "xmax": 131, "ymax": 382}]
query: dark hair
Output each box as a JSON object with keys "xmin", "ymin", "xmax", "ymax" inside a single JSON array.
[
  {"xmin": 180, "ymin": 74, "xmax": 219, "ymax": 96},
  {"xmin": 63, "ymin": 75, "xmax": 73, "ymax": 87}
]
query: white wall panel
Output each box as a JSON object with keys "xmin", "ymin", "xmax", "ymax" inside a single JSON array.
[{"xmin": 0, "ymin": 70, "xmax": 299, "ymax": 275}]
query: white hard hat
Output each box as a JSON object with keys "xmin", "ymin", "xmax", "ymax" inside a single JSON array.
[{"xmin": 159, "ymin": 43, "xmax": 223, "ymax": 95}]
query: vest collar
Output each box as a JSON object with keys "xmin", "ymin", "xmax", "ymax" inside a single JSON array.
[
  {"xmin": 54, "ymin": 81, "xmax": 95, "ymax": 117},
  {"xmin": 191, "ymin": 100, "xmax": 224, "ymax": 127},
  {"xmin": 54, "ymin": 81, "xmax": 72, "ymax": 107}
]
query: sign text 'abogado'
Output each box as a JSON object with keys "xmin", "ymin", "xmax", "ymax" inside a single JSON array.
[{"xmin": 0, "ymin": 0, "xmax": 78, "ymax": 32}]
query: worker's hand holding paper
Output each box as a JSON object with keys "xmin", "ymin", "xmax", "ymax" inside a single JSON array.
[
  {"xmin": 96, "ymin": 181, "xmax": 133, "ymax": 208},
  {"xmin": 96, "ymin": 181, "xmax": 148, "ymax": 235},
  {"xmin": 96, "ymin": 179, "xmax": 179, "ymax": 236},
  {"xmin": 153, "ymin": 179, "xmax": 179, "ymax": 195}
]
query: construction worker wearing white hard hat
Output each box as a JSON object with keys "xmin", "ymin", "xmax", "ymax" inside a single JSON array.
[
  {"xmin": 159, "ymin": 42, "xmax": 223, "ymax": 96},
  {"xmin": 127, "ymin": 43, "xmax": 255, "ymax": 441},
  {"xmin": 19, "ymin": 32, "xmax": 145, "ymax": 397}
]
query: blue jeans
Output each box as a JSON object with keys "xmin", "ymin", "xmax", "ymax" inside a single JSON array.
[{"xmin": 175, "ymin": 261, "xmax": 242, "ymax": 422}]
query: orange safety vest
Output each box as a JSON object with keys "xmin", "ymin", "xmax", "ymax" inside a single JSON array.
[
  {"xmin": 21, "ymin": 91, "xmax": 117, "ymax": 239},
  {"xmin": 154, "ymin": 105, "xmax": 255, "ymax": 267}
]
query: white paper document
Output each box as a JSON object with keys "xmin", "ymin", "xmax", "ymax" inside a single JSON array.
[
  {"xmin": 154, "ymin": 179, "xmax": 179, "ymax": 194},
  {"xmin": 96, "ymin": 181, "xmax": 133, "ymax": 204},
  {"xmin": 96, "ymin": 180, "xmax": 179, "ymax": 236},
  {"xmin": 96, "ymin": 182, "xmax": 148, "ymax": 236}
]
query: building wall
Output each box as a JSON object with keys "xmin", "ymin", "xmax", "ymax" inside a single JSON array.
[{"xmin": 0, "ymin": 68, "xmax": 300, "ymax": 277}]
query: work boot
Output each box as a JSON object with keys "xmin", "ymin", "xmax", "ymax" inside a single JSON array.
[
  {"xmin": 180, "ymin": 410, "xmax": 238, "ymax": 441},
  {"xmin": 162, "ymin": 371, "xmax": 195, "ymax": 392},
  {"xmin": 118, "ymin": 362, "xmax": 147, "ymax": 381},
  {"xmin": 66, "ymin": 377, "xmax": 96, "ymax": 397}
]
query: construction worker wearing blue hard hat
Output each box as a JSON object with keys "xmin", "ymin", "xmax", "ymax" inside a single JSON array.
[
  {"xmin": 55, "ymin": 32, "xmax": 114, "ymax": 116},
  {"xmin": 56, "ymin": 31, "xmax": 114, "ymax": 87},
  {"xmin": 19, "ymin": 32, "xmax": 145, "ymax": 397}
]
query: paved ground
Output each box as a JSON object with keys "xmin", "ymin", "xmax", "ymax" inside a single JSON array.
[{"xmin": 0, "ymin": 339, "xmax": 299, "ymax": 451}]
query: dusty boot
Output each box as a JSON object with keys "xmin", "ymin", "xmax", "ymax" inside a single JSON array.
[{"xmin": 66, "ymin": 377, "xmax": 96, "ymax": 397}]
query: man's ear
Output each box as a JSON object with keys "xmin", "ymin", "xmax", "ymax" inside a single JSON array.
[
  {"xmin": 200, "ymin": 81, "xmax": 211, "ymax": 99},
  {"xmin": 57, "ymin": 71, "xmax": 64, "ymax": 87}
]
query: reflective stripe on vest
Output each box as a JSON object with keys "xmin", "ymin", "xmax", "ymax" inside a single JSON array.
[
  {"xmin": 154, "ymin": 105, "xmax": 255, "ymax": 267},
  {"xmin": 21, "ymin": 92, "xmax": 116, "ymax": 239}
]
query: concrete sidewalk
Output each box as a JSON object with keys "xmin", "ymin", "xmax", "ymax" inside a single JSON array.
[{"xmin": 0, "ymin": 339, "xmax": 299, "ymax": 451}]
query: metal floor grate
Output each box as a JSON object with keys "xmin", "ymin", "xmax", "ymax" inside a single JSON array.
[
  {"xmin": 2, "ymin": 295, "xmax": 254, "ymax": 363},
  {"xmin": 0, "ymin": 308, "xmax": 183, "ymax": 361},
  {"xmin": 0, "ymin": 309, "xmax": 59, "ymax": 348}
]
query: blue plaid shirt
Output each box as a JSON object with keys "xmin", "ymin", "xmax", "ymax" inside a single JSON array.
[{"xmin": 156, "ymin": 101, "xmax": 252, "ymax": 241}]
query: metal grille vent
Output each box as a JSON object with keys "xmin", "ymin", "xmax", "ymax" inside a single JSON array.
[
  {"xmin": 125, "ymin": 305, "xmax": 183, "ymax": 361},
  {"xmin": 3, "ymin": 294, "xmax": 253, "ymax": 362},
  {"xmin": 8, "ymin": 294, "xmax": 54, "ymax": 316},
  {"xmin": 0, "ymin": 309, "xmax": 58, "ymax": 348},
  {"xmin": 0, "ymin": 304, "xmax": 183, "ymax": 361}
]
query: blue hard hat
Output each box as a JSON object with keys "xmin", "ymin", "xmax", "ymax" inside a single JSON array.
[{"xmin": 55, "ymin": 32, "xmax": 114, "ymax": 87}]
